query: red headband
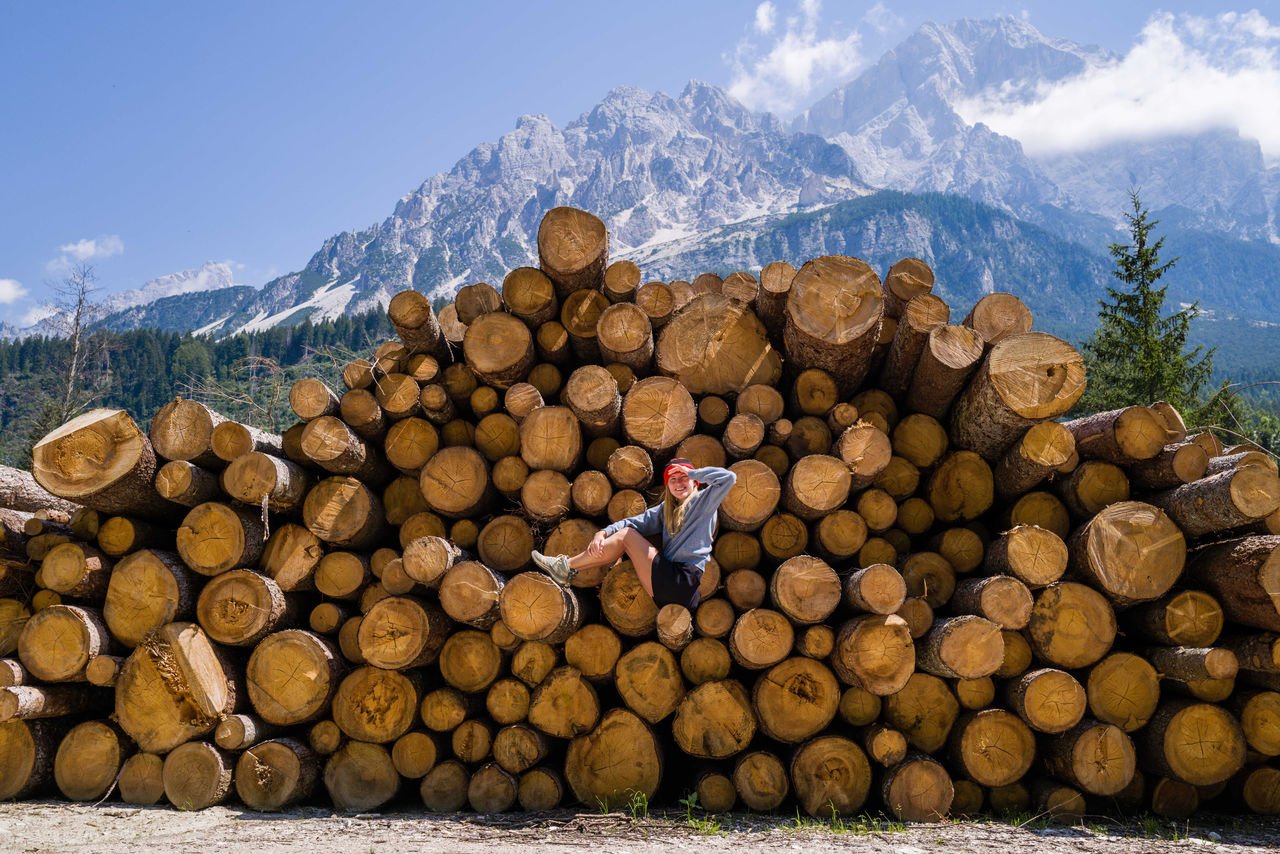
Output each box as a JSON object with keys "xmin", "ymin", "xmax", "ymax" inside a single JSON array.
[{"xmin": 663, "ymin": 459, "xmax": 695, "ymax": 486}]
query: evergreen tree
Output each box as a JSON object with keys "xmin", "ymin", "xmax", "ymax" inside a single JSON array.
[{"xmin": 1078, "ymin": 191, "xmax": 1214, "ymax": 413}]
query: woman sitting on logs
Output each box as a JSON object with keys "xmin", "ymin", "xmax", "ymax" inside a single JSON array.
[{"xmin": 533, "ymin": 459, "xmax": 735, "ymax": 608}]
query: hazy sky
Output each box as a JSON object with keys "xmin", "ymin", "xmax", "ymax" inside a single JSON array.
[{"xmin": 2, "ymin": 1, "xmax": 1276, "ymax": 326}]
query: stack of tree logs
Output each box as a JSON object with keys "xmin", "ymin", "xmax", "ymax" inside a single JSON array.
[{"xmin": 4, "ymin": 205, "xmax": 1280, "ymax": 823}]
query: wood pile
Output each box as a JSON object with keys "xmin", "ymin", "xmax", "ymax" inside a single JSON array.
[{"xmin": 4, "ymin": 205, "xmax": 1280, "ymax": 822}]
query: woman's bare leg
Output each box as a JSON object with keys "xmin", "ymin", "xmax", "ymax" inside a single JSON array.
[
  {"xmin": 566, "ymin": 529, "xmax": 659, "ymax": 595},
  {"xmin": 566, "ymin": 533, "xmax": 625, "ymax": 570}
]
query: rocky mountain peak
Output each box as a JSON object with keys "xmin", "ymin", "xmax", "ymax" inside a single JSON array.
[{"xmin": 79, "ymin": 16, "xmax": 1279, "ymax": 341}]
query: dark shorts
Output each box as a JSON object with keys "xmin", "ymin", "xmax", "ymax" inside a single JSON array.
[{"xmin": 651, "ymin": 554, "xmax": 703, "ymax": 610}]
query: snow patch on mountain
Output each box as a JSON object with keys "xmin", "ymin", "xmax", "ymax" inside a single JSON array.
[
  {"xmin": 235, "ymin": 277, "xmax": 357, "ymax": 334},
  {"xmin": 103, "ymin": 261, "xmax": 243, "ymax": 315},
  {"xmin": 89, "ymin": 16, "xmax": 1280, "ymax": 338}
]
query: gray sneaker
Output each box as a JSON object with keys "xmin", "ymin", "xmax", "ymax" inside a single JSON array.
[{"xmin": 532, "ymin": 550, "xmax": 577, "ymax": 587}]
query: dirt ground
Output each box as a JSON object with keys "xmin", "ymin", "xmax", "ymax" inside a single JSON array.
[{"xmin": 2, "ymin": 803, "xmax": 1279, "ymax": 854}]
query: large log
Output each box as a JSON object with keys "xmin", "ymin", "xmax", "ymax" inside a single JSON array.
[
  {"xmin": 103, "ymin": 550, "xmax": 198, "ymax": 648},
  {"xmin": 1151, "ymin": 468, "xmax": 1280, "ymax": 538},
  {"xmin": 528, "ymin": 666, "xmax": 600, "ymax": 739},
  {"xmin": 464, "ymin": 311, "xmax": 535, "ymax": 389},
  {"xmin": 1065, "ymin": 405, "xmax": 1167, "ymax": 464},
  {"xmin": 1044, "ymin": 720, "xmax": 1136, "ymax": 796},
  {"xmin": 563, "ymin": 366, "xmax": 621, "ymax": 439},
  {"xmin": 155, "ymin": 461, "xmax": 221, "ymax": 508},
  {"xmin": 1184, "ymin": 536, "xmax": 1280, "ymax": 631},
  {"xmin": 149, "ymin": 399, "xmax": 228, "ymax": 469},
  {"xmin": 962, "ymin": 292, "xmax": 1033, "ymax": 346},
  {"xmin": 196, "ymin": 569, "xmax": 294, "ymax": 647},
  {"xmin": 115, "ymin": 622, "xmax": 235, "ymax": 753},
  {"xmin": 1128, "ymin": 441, "xmax": 1209, "ymax": 490},
  {"xmin": 915, "ymin": 615, "xmax": 1004, "ymax": 680},
  {"xmin": 1132, "ymin": 590, "xmax": 1224, "ymax": 647},
  {"xmin": 830, "ymin": 614, "xmax": 914, "ymax": 695},
  {"xmin": 302, "ymin": 476, "xmax": 386, "ymax": 549},
  {"xmin": 17, "ymin": 604, "xmax": 111, "ymax": 682},
  {"xmin": 358, "ymin": 596, "xmax": 451, "ymax": 670},
  {"xmin": 32, "ymin": 409, "xmax": 179, "ymax": 519},
  {"xmin": 1086, "ymin": 652, "xmax": 1160, "ymax": 732},
  {"xmin": 948, "ymin": 333, "xmax": 1086, "ymax": 460},
  {"xmin": 210, "ymin": 421, "xmax": 283, "ymax": 463},
  {"xmin": 904, "ymin": 324, "xmax": 984, "ymax": 419},
  {"xmin": 325, "ymin": 741, "xmax": 401, "ymax": 811},
  {"xmin": 176, "ymin": 501, "xmax": 266, "ymax": 576},
  {"xmin": 221, "ymin": 451, "xmax": 310, "ymax": 514},
  {"xmin": 655, "ymin": 295, "xmax": 782, "ymax": 395},
  {"xmin": 783, "ymin": 256, "xmax": 883, "ymax": 396},
  {"xmin": 235, "ymin": 737, "xmax": 320, "ymax": 811},
  {"xmin": 791, "ymin": 735, "xmax": 872, "ymax": 817},
  {"xmin": 0, "ymin": 719, "xmax": 64, "ymax": 799},
  {"xmin": 40, "ymin": 542, "xmax": 111, "ymax": 599},
  {"xmin": 299, "ymin": 417, "xmax": 391, "ymax": 485},
  {"xmin": 537, "ymin": 207, "xmax": 608, "ymax": 298},
  {"xmin": 500, "ymin": 572, "xmax": 582, "ymax": 645},
  {"xmin": 983, "ymin": 525, "xmax": 1067, "ymax": 588},
  {"xmin": 564, "ymin": 708, "xmax": 661, "ymax": 808},
  {"xmin": 614, "ymin": 641, "xmax": 684, "ymax": 724},
  {"xmin": 1067, "ymin": 500, "xmax": 1185, "ymax": 606},
  {"xmin": 752, "ymin": 656, "xmax": 839, "ymax": 743},
  {"xmin": 331, "ymin": 666, "xmax": 422, "ymax": 744},
  {"xmin": 993, "ymin": 421, "xmax": 1075, "ymax": 498},
  {"xmin": 0, "ymin": 465, "xmax": 81, "ymax": 516},
  {"xmin": 672, "ymin": 679, "xmax": 755, "ymax": 759},
  {"xmin": 948, "ymin": 709, "xmax": 1034, "ymax": 788},
  {"xmin": 54, "ymin": 720, "xmax": 129, "ymax": 801},
  {"xmin": 1026, "ymin": 582, "xmax": 1117, "ymax": 670},
  {"xmin": 882, "ymin": 258, "xmax": 936, "ymax": 321},
  {"xmin": 387, "ymin": 289, "xmax": 448, "ymax": 360},
  {"xmin": 1139, "ymin": 700, "xmax": 1245, "ymax": 786}
]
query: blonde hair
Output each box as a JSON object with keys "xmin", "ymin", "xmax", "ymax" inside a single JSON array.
[{"xmin": 663, "ymin": 489, "xmax": 691, "ymax": 537}]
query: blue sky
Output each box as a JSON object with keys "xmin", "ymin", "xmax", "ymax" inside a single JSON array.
[{"xmin": 2, "ymin": 0, "xmax": 1277, "ymax": 325}]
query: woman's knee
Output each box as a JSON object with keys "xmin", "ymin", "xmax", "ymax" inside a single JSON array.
[{"xmin": 619, "ymin": 528, "xmax": 656, "ymax": 558}]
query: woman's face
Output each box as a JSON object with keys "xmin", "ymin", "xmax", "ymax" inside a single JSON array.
[{"xmin": 666, "ymin": 469, "xmax": 694, "ymax": 501}]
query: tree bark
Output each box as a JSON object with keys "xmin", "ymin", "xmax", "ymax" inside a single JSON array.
[{"xmin": 948, "ymin": 333, "xmax": 1086, "ymax": 459}]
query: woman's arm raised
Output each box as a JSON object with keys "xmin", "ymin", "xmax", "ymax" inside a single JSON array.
[{"xmin": 691, "ymin": 466, "xmax": 737, "ymax": 505}]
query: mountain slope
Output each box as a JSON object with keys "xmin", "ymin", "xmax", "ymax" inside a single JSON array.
[
  {"xmin": 791, "ymin": 17, "xmax": 1105, "ymax": 218},
  {"xmin": 635, "ymin": 190, "xmax": 1111, "ymax": 327},
  {"xmin": 75, "ymin": 17, "xmax": 1280, "ymax": 342},
  {"xmin": 795, "ymin": 16, "xmax": 1280, "ymax": 242},
  {"xmin": 187, "ymin": 82, "xmax": 867, "ymax": 338}
]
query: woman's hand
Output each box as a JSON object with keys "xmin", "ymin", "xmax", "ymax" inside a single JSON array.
[{"xmin": 587, "ymin": 531, "xmax": 608, "ymax": 557}]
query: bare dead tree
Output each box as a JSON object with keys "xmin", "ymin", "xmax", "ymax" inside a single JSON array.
[
  {"xmin": 179, "ymin": 355, "xmax": 291, "ymax": 432},
  {"xmin": 46, "ymin": 264, "xmax": 112, "ymax": 425}
]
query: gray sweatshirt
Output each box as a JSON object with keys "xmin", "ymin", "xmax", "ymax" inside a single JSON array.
[{"xmin": 601, "ymin": 466, "xmax": 737, "ymax": 568}]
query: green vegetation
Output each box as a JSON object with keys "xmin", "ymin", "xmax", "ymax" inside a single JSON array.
[
  {"xmin": 0, "ymin": 311, "xmax": 392, "ymax": 467},
  {"xmin": 1078, "ymin": 191, "xmax": 1214, "ymax": 414},
  {"xmin": 1069, "ymin": 191, "xmax": 1277, "ymax": 453},
  {"xmin": 782, "ymin": 808, "xmax": 908, "ymax": 835}
]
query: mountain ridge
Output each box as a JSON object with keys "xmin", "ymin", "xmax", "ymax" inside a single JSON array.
[{"xmin": 7, "ymin": 16, "xmax": 1278, "ymax": 340}]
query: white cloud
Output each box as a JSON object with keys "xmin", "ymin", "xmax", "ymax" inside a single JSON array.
[
  {"xmin": 955, "ymin": 11, "xmax": 1280, "ymax": 163},
  {"xmin": 755, "ymin": 2, "xmax": 776, "ymax": 34},
  {"xmin": 58, "ymin": 235, "xmax": 124, "ymax": 262},
  {"xmin": 863, "ymin": 2, "xmax": 902, "ymax": 35},
  {"xmin": 0, "ymin": 279, "xmax": 27, "ymax": 305},
  {"xmin": 727, "ymin": 0, "xmax": 862, "ymax": 115}
]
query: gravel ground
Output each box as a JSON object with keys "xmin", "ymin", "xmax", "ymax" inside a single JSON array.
[{"xmin": 2, "ymin": 803, "xmax": 1278, "ymax": 854}]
